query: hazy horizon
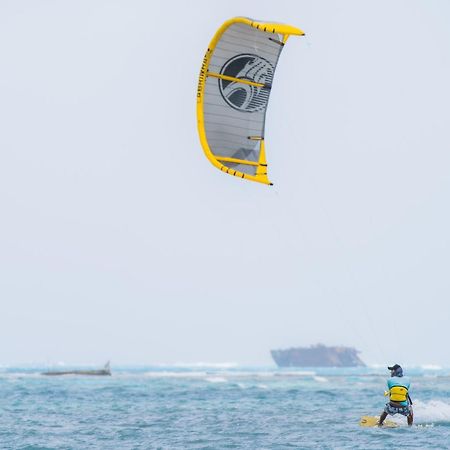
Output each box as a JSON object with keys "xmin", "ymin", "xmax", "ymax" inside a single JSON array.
[{"xmin": 1, "ymin": 0, "xmax": 449, "ymax": 367}]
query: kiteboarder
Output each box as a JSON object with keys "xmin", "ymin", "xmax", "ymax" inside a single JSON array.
[{"xmin": 378, "ymin": 364, "xmax": 413, "ymax": 426}]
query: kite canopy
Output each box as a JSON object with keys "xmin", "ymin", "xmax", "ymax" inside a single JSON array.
[{"xmin": 197, "ymin": 17, "xmax": 304, "ymax": 185}]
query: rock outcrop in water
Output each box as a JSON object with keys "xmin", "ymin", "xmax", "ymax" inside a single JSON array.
[
  {"xmin": 271, "ymin": 344, "xmax": 365, "ymax": 367},
  {"xmin": 42, "ymin": 361, "xmax": 111, "ymax": 376}
]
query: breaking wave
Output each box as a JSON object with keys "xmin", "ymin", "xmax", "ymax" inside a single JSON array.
[{"xmin": 415, "ymin": 400, "xmax": 450, "ymax": 424}]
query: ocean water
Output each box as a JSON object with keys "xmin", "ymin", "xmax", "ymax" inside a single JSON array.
[{"xmin": 1, "ymin": 365, "xmax": 450, "ymax": 449}]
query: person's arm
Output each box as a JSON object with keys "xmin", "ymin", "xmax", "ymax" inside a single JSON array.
[{"xmin": 384, "ymin": 379, "xmax": 390, "ymax": 397}]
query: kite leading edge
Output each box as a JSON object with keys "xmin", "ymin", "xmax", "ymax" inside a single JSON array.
[{"xmin": 197, "ymin": 17, "xmax": 304, "ymax": 185}]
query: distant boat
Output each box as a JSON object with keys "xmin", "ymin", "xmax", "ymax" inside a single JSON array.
[
  {"xmin": 271, "ymin": 344, "xmax": 365, "ymax": 367},
  {"xmin": 42, "ymin": 361, "xmax": 111, "ymax": 376}
]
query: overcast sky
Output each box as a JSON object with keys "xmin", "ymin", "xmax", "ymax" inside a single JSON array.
[{"xmin": 1, "ymin": 0, "xmax": 449, "ymax": 366}]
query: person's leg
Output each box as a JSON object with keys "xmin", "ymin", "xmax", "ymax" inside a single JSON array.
[{"xmin": 407, "ymin": 408, "xmax": 413, "ymax": 426}]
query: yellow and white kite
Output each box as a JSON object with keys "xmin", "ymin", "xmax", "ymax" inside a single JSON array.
[{"xmin": 197, "ymin": 17, "xmax": 304, "ymax": 185}]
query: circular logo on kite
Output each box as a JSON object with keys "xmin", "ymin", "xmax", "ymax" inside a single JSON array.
[{"xmin": 219, "ymin": 54, "xmax": 274, "ymax": 113}]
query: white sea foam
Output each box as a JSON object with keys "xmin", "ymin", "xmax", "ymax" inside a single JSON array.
[
  {"xmin": 414, "ymin": 400, "xmax": 450, "ymax": 423},
  {"xmin": 242, "ymin": 371, "xmax": 273, "ymax": 378},
  {"xmin": 217, "ymin": 371, "xmax": 275, "ymax": 378},
  {"xmin": 274, "ymin": 371, "xmax": 316, "ymax": 377},
  {"xmin": 143, "ymin": 369, "xmax": 317, "ymax": 380},
  {"xmin": 205, "ymin": 377, "xmax": 227, "ymax": 383},
  {"xmin": 368, "ymin": 363, "xmax": 384, "ymax": 369},
  {"xmin": 420, "ymin": 364, "xmax": 443, "ymax": 371},
  {"xmin": 313, "ymin": 376, "xmax": 329, "ymax": 383},
  {"xmin": 155, "ymin": 362, "xmax": 238, "ymax": 369},
  {"xmin": 144, "ymin": 371, "xmax": 208, "ymax": 378},
  {"xmin": 1, "ymin": 372, "xmax": 42, "ymax": 380},
  {"xmin": 228, "ymin": 370, "xmax": 315, "ymax": 379}
]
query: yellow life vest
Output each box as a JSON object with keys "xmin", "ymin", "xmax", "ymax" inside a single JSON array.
[{"xmin": 389, "ymin": 385, "xmax": 408, "ymax": 402}]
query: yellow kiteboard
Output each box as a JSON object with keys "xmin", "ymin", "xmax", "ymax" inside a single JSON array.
[{"xmin": 359, "ymin": 416, "xmax": 398, "ymax": 428}]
